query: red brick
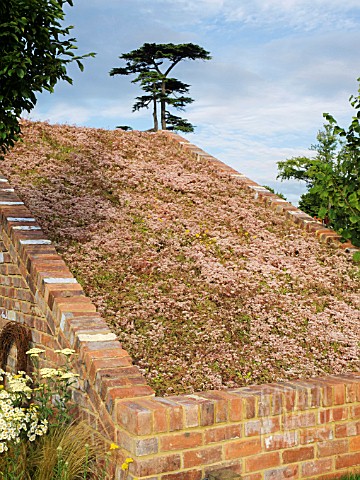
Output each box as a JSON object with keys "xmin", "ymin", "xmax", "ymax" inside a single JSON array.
[
  {"xmin": 169, "ymin": 406, "xmax": 184, "ymax": 432},
  {"xmin": 335, "ymin": 422, "xmax": 360, "ymax": 438},
  {"xmin": 183, "ymin": 446, "xmax": 222, "ymax": 468},
  {"xmin": 301, "ymin": 458, "xmax": 333, "ymax": 477},
  {"xmin": 317, "ymin": 439, "xmax": 348, "ymax": 457},
  {"xmin": 346, "ymin": 383, "xmax": 360, "ymax": 403},
  {"xmin": 156, "ymin": 398, "xmax": 184, "ymax": 432},
  {"xmin": 137, "ymin": 398, "xmax": 169, "ymax": 433},
  {"xmin": 200, "ymin": 391, "xmax": 228, "ymax": 423},
  {"xmin": 161, "ymin": 470, "xmax": 202, "ymax": 480},
  {"xmin": 319, "ymin": 407, "xmax": 348, "ymax": 423},
  {"xmin": 351, "ymin": 405, "xmax": 360, "ymax": 419},
  {"xmin": 134, "ymin": 454, "xmax": 181, "ymax": 477},
  {"xmin": 264, "ymin": 465, "xmax": 298, "ymax": 480},
  {"xmin": 116, "ymin": 400, "xmax": 152, "ymax": 435},
  {"xmin": 204, "ymin": 424, "xmax": 242, "ymax": 444},
  {"xmin": 160, "ymin": 432, "xmax": 203, "ymax": 452},
  {"xmin": 242, "ymin": 474, "xmax": 262, "ymax": 480},
  {"xmin": 333, "ymin": 383, "xmax": 346, "ymax": 405},
  {"xmin": 350, "ymin": 436, "xmax": 360, "ymax": 452},
  {"xmin": 245, "ymin": 452, "xmax": 280, "ymax": 473},
  {"xmin": 282, "ymin": 446, "xmax": 314, "ymax": 463},
  {"xmin": 228, "ymin": 394, "xmax": 243, "ymax": 421},
  {"xmin": 224, "ymin": 439, "xmax": 262, "ymax": 459},
  {"xmin": 105, "ymin": 384, "xmax": 154, "ymax": 404},
  {"xmin": 243, "ymin": 395, "xmax": 257, "ymax": 418},
  {"xmin": 335, "ymin": 452, "xmax": 360, "ymax": 469},
  {"xmin": 200, "ymin": 399, "xmax": 215, "ymax": 426},
  {"xmin": 171, "ymin": 397, "xmax": 199, "ymax": 428}
]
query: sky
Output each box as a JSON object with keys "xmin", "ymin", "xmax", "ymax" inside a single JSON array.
[{"xmin": 29, "ymin": 0, "xmax": 360, "ymax": 204}]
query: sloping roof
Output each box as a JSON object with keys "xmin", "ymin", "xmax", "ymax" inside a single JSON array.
[{"xmin": 2, "ymin": 120, "xmax": 359, "ymax": 395}]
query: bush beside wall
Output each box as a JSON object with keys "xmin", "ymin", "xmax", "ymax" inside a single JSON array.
[{"xmin": 0, "ymin": 136, "xmax": 359, "ymax": 480}]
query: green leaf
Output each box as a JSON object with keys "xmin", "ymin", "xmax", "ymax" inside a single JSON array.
[
  {"xmin": 352, "ymin": 251, "xmax": 360, "ymax": 263},
  {"xmin": 318, "ymin": 207, "xmax": 328, "ymax": 218}
]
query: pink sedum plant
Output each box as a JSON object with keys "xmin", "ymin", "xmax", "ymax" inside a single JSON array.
[{"xmin": 2, "ymin": 120, "xmax": 359, "ymax": 395}]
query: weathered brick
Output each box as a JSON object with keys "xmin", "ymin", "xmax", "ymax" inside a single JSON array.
[
  {"xmin": 156, "ymin": 398, "xmax": 184, "ymax": 432},
  {"xmin": 137, "ymin": 398, "xmax": 169, "ymax": 433},
  {"xmin": 224, "ymin": 439, "xmax": 261, "ymax": 460},
  {"xmin": 319, "ymin": 406, "xmax": 348, "ymax": 424},
  {"xmin": 282, "ymin": 446, "xmax": 314, "ymax": 463},
  {"xmin": 200, "ymin": 391, "xmax": 229, "ymax": 423},
  {"xmin": 264, "ymin": 465, "xmax": 298, "ymax": 480},
  {"xmin": 335, "ymin": 452, "xmax": 360, "ymax": 469},
  {"xmin": 133, "ymin": 454, "xmax": 181, "ymax": 477},
  {"xmin": 160, "ymin": 432, "xmax": 203, "ymax": 452},
  {"xmin": 244, "ymin": 417, "xmax": 280, "ymax": 437},
  {"xmin": 200, "ymin": 399, "xmax": 215, "ymax": 426},
  {"xmin": 171, "ymin": 397, "xmax": 200, "ymax": 428},
  {"xmin": 183, "ymin": 446, "xmax": 222, "ymax": 468},
  {"xmin": 351, "ymin": 405, "xmax": 360, "ymax": 419},
  {"xmin": 116, "ymin": 400, "xmax": 153, "ymax": 435},
  {"xmin": 318, "ymin": 439, "xmax": 348, "ymax": 457},
  {"xmin": 264, "ymin": 431, "xmax": 298, "ymax": 451},
  {"xmin": 227, "ymin": 393, "xmax": 243, "ymax": 421},
  {"xmin": 283, "ymin": 412, "xmax": 316, "ymax": 430},
  {"xmin": 301, "ymin": 458, "xmax": 333, "ymax": 477},
  {"xmin": 161, "ymin": 470, "xmax": 202, "ymax": 480},
  {"xmin": 300, "ymin": 426, "xmax": 333, "ymax": 445},
  {"xmin": 335, "ymin": 422, "xmax": 360, "ymax": 438},
  {"xmin": 245, "ymin": 452, "xmax": 280, "ymax": 473},
  {"xmin": 135, "ymin": 437, "xmax": 159, "ymax": 456},
  {"xmin": 204, "ymin": 424, "xmax": 242, "ymax": 444},
  {"xmin": 349, "ymin": 436, "xmax": 360, "ymax": 452}
]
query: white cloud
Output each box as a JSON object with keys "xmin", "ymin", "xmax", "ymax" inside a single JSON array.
[{"xmin": 165, "ymin": 0, "xmax": 360, "ymax": 32}]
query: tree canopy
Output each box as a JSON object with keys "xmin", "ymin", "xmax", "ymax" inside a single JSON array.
[
  {"xmin": 277, "ymin": 79, "xmax": 360, "ymax": 247},
  {"xmin": 0, "ymin": 0, "xmax": 94, "ymax": 155},
  {"xmin": 109, "ymin": 42, "xmax": 211, "ymax": 132}
]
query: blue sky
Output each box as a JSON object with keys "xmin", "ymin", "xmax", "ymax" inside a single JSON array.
[{"xmin": 29, "ymin": 0, "xmax": 360, "ymax": 204}]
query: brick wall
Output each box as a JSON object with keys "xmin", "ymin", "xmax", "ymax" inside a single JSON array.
[{"xmin": 0, "ymin": 136, "xmax": 359, "ymax": 480}]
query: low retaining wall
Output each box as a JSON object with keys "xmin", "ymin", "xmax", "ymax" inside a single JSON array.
[{"xmin": 0, "ymin": 135, "xmax": 359, "ymax": 480}]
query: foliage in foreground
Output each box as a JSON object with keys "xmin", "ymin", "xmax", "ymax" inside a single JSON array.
[
  {"xmin": 0, "ymin": 0, "xmax": 94, "ymax": 155},
  {"xmin": 0, "ymin": 348, "xmax": 120, "ymax": 479},
  {"xmin": 278, "ymin": 78, "xmax": 360, "ymax": 247}
]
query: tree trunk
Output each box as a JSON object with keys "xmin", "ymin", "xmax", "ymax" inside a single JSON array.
[
  {"xmin": 161, "ymin": 78, "xmax": 166, "ymax": 130},
  {"xmin": 152, "ymin": 90, "xmax": 158, "ymax": 131}
]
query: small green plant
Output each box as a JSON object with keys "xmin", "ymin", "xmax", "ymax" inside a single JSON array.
[{"xmin": 353, "ymin": 251, "xmax": 360, "ymax": 263}]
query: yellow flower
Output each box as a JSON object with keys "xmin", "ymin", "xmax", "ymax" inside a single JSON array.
[
  {"xmin": 121, "ymin": 463, "xmax": 129, "ymax": 471},
  {"xmin": 54, "ymin": 348, "xmax": 76, "ymax": 356},
  {"xmin": 26, "ymin": 348, "xmax": 45, "ymax": 355},
  {"xmin": 125, "ymin": 458, "xmax": 133, "ymax": 464},
  {"xmin": 109, "ymin": 443, "xmax": 119, "ymax": 450}
]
